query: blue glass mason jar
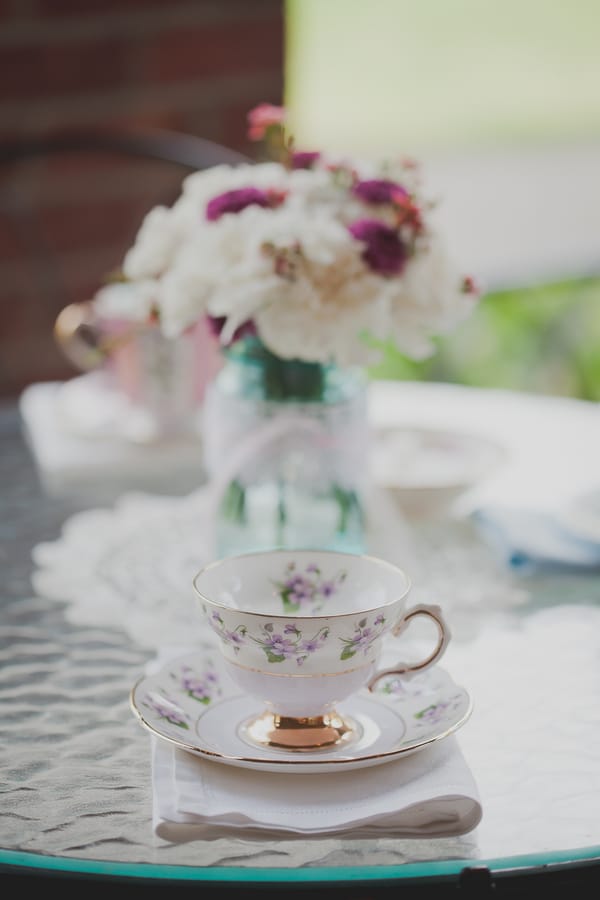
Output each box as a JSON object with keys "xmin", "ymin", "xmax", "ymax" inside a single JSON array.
[{"xmin": 202, "ymin": 337, "xmax": 369, "ymax": 557}]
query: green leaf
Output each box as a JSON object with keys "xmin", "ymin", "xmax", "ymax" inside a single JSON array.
[{"xmin": 188, "ymin": 691, "xmax": 212, "ymax": 705}]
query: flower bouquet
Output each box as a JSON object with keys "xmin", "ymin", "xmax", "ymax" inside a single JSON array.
[
  {"xmin": 122, "ymin": 102, "xmax": 477, "ymax": 371},
  {"xmin": 110, "ymin": 103, "xmax": 478, "ymax": 554}
]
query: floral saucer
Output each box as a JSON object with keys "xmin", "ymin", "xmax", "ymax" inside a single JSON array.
[{"xmin": 130, "ymin": 649, "xmax": 472, "ymax": 774}]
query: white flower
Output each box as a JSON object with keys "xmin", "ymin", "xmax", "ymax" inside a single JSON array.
[
  {"xmin": 115, "ymin": 151, "xmax": 476, "ymax": 367},
  {"xmin": 93, "ymin": 279, "xmax": 158, "ymax": 322},
  {"xmin": 122, "ymin": 206, "xmax": 182, "ymax": 280}
]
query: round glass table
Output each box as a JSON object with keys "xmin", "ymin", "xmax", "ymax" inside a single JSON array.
[{"xmin": 2, "ymin": 380, "xmax": 600, "ymax": 895}]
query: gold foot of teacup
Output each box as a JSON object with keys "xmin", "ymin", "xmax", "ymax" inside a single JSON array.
[{"xmin": 241, "ymin": 710, "xmax": 359, "ymax": 752}]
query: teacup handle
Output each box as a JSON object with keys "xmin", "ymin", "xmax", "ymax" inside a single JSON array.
[
  {"xmin": 54, "ymin": 301, "xmax": 138, "ymax": 372},
  {"xmin": 367, "ymin": 603, "xmax": 450, "ymax": 692}
]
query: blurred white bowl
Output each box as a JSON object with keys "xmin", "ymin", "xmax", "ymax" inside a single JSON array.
[{"xmin": 370, "ymin": 426, "xmax": 508, "ymax": 517}]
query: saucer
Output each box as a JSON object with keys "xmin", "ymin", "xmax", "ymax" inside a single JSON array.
[
  {"xmin": 130, "ymin": 650, "xmax": 472, "ymax": 774},
  {"xmin": 371, "ymin": 425, "xmax": 507, "ymax": 516}
]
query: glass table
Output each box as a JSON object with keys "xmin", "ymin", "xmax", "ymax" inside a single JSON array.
[{"xmin": 2, "ymin": 380, "xmax": 600, "ymax": 895}]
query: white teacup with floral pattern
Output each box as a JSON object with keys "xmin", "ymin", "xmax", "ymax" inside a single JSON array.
[{"xmin": 192, "ymin": 549, "xmax": 450, "ymax": 751}]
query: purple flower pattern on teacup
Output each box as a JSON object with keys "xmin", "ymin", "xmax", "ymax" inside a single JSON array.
[
  {"xmin": 339, "ymin": 613, "xmax": 386, "ymax": 661},
  {"xmin": 273, "ymin": 561, "xmax": 347, "ymax": 613},
  {"xmin": 251, "ymin": 621, "xmax": 331, "ymax": 666},
  {"xmin": 204, "ymin": 562, "xmax": 391, "ymax": 666},
  {"xmin": 207, "ymin": 609, "xmax": 248, "ymax": 653}
]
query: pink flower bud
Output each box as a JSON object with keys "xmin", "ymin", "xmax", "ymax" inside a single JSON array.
[{"xmin": 247, "ymin": 103, "xmax": 286, "ymax": 141}]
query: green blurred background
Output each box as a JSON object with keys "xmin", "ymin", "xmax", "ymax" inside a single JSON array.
[
  {"xmin": 285, "ymin": 0, "xmax": 600, "ymax": 400},
  {"xmin": 367, "ymin": 277, "xmax": 600, "ymax": 401}
]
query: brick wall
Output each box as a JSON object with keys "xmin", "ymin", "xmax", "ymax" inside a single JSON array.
[{"xmin": 0, "ymin": 0, "xmax": 285, "ymax": 399}]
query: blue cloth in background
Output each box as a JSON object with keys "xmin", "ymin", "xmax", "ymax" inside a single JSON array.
[{"xmin": 471, "ymin": 506, "xmax": 600, "ymax": 573}]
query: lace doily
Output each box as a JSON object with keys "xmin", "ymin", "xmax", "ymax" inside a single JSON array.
[{"xmin": 31, "ymin": 484, "xmax": 527, "ymax": 652}]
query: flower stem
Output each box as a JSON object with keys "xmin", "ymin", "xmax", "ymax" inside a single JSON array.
[
  {"xmin": 226, "ymin": 337, "xmax": 327, "ymax": 401},
  {"xmin": 276, "ymin": 477, "xmax": 286, "ymax": 545},
  {"xmin": 333, "ymin": 484, "xmax": 363, "ymax": 535},
  {"xmin": 221, "ymin": 479, "xmax": 246, "ymax": 523}
]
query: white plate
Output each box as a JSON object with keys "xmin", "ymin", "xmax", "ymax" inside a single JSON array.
[
  {"xmin": 130, "ymin": 649, "xmax": 472, "ymax": 774},
  {"xmin": 371, "ymin": 425, "xmax": 507, "ymax": 515}
]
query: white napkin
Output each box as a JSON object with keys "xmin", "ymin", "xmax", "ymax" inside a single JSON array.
[
  {"xmin": 472, "ymin": 505, "xmax": 600, "ymax": 572},
  {"xmin": 151, "ymin": 734, "xmax": 482, "ymax": 842}
]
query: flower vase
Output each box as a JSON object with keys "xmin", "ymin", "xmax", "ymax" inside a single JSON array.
[{"xmin": 202, "ymin": 338, "xmax": 369, "ymax": 557}]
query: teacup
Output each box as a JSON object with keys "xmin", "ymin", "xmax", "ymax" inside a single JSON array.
[
  {"xmin": 54, "ymin": 300, "xmax": 222, "ymax": 440},
  {"xmin": 192, "ymin": 549, "xmax": 450, "ymax": 751}
]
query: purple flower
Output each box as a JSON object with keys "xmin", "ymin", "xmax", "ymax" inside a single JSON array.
[
  {"xmin": 225, "ymin": 630, "xmax": 245, "ymax": 646},
  {"xmin": 284, "ymin": 574, "xmax": 305, "ymax": 590},
  {"xmin": 182, "ymin": 676, "xmax": 211, "ymax": 701},
  {"xmin": 206, "ymin": 187, "xmax": 273, "ymax": 221},
  {"xmin": 291, "ymin": 150, "xmax": 321, "ymax": 170},
  {"xmin": 265, "ymin": 634, "xmax": 296, "ymax": 657},
  {"xmin": 348, "ymin": 219, "xmax": 407, "ymax": 275},
  {"xmin": 417, "ymin": 701, "xmax": 449, "ymax": 724},
  {"xmin": 352, "ymin": 178, "xmax": 408, "ymax": 205},
  {"xmin": 286, "ymin": 575, "xmax": 315, "ymax": 605},
  {"xmin": 298, "ymin": 638, "xmax": 321, "ymax": 653},
  {"xmin": 146, "ymin": 695, "xmax": 188, "ymax": 727},
  {"xmin": 320, "ymin": 580, "xmax": 337, "ymax": 597},
  {"xmin": 351, "ymin": 626, "xmax": 375, "ymax": 653}
]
